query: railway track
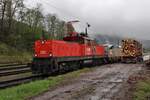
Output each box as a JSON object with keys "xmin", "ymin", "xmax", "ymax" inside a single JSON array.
[
  {"xmin": 0, "ymin": 64, "xmax": 31, "ymax": 76},
  {"xmin": 0, "ymin": 67, "xmax": 31, "ymax": 76},
  {"xmin": 0, "ymin": 64, "xmax": 28, "ymax": 71},
  {"xmin": 0, "ymin": 63, "xmax": 37, "ymax": 89},
  {"xmin": 0, "ymin": 63, "xmax": 28, "ymax": 67},
  {"xmin": 0, "ymin": 75, "xmax": 44, "ymax": 89}
]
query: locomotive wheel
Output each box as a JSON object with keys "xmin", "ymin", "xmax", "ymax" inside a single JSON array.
[
  {"xmin": 103, "ymin": 58, "xmax": 108, "ymax": 64},
  {"xmin": 79, "ymin": 60, "xmax": 84, "ymax": 69}
]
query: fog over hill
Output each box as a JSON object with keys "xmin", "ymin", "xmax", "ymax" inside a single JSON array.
[
  {"xmin": 93, "ymin": 34, "xmax": 121, "ymax": 45},
  {"xmin": 141, "ymin": 40, "xmax": 150, "ymax": 49},
  {"xmin": 92, "ymin": 34, "xmax": 150, "ymax": 49}
]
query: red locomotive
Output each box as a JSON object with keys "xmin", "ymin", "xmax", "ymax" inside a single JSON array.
[{"xmin": 31, "ymin": 21, "xmax": 107, "ymax": 74}]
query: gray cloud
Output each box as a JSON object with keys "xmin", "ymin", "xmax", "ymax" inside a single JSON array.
[{"xmin": 25, "ymin": 0, "xmax": 150, "ymax": 40}]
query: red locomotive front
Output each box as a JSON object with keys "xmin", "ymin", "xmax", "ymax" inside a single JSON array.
[{"xmin": 34, "ymin": 40, "xmax": 52, "ymax": 58}]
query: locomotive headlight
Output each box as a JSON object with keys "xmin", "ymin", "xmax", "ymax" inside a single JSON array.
[
  {"xmin": 49, "ymin": 53, "xmax": 52, "ymax": 57},
  {"xmin": 41, "ymin": 41, "xmax": 45, "ymax": 44},
  {"xmin": 34, "ymin": 54, "xmax": 37, "ymax": 57}
]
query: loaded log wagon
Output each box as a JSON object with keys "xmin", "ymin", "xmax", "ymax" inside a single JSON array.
[
  {"xmin": 31, "ymin": 21, "xmax": 107, "ymax": 75},
  {"xmin": 106, "ymin": 39, "xmax": 143, "ymax": 64},
  {"xmin": 121, "ymin": 39, "xmax": 143, "ymax": 63}
]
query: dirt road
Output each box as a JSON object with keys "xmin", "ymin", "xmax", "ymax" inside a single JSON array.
[{"xmin": 31, "ymin": 64, "xmax": 143, "ymax": 100}]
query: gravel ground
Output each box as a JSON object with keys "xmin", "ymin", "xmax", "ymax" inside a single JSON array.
[{"xmin": 30, "ymin": 64, "xmax": 143, "ymax": 100}]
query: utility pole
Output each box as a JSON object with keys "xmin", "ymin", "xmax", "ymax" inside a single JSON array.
[{"xmin": 85, "ymin": 23, "xmax": 90, "ymax": 36}]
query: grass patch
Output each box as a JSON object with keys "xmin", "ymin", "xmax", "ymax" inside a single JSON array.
[
  {"xmin": 0, "ymin": 68, "xmax": 91, "ymax": 100},
  {"xmin": 134, "ymin": 80, "xmax": 150, "ymax": 100},
  {"xmin": 0, "ymin": 54, "xmax": 32, "ymax": 64},
  {"xmin": 0, "ymin": 42, "xmax": 32, "ymax": 63}
]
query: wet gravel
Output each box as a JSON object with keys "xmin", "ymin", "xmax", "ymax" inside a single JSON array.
[{"xmin": 30, "ymin": 64, "xmax": 143, "ymax": 100}]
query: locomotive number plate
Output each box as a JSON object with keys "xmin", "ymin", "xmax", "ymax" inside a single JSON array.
[{"xmin": 40, "ymin": 51, "xmax": 47, "ymax": 54}]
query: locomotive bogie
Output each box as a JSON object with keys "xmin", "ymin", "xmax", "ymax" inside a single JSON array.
[{"xmin": 31, "ymin": 56, "xmax": 108, "ymax": 75}]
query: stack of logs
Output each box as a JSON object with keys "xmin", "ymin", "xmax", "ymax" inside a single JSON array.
[{"xmin": 122, "ymin": 39, "xmax": 142, "ymax": 57}]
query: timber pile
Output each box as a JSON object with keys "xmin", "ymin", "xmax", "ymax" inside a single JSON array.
[{"xmin": 122, "ymin": 39, "xmax": 142, "ymax": 57}]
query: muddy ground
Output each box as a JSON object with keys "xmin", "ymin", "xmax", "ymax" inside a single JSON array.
[
  {"xmin": 121, "ymin": 65, "xmax": 150, "ymax": 100},
  {"xmin": 30, "ymin": 64, "xmax": 144, "ymax": 100}
]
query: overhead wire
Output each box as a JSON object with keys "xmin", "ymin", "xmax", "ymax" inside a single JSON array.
[
  {"xmin": 40, "ymin": 0, "xmax": 82, "ymax": 21},
  {"xmin": 39, "ymin": 0, "xmax": 98, "ymax": 35}
]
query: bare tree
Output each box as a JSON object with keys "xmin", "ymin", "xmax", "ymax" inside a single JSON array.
[
  {"xmin": 6, "ymin": 0, "xmax": 24, "ymax": 33},
  {"xmin": 24, "ymin": 4, "xmax": 44, "ymax": 33},
  {"xmin": 45, "ymin": 14, "xmax": 58, "ymax": 39},
  {"xmin": 0, "ymin": 0, "xmax": 8, "ymax": 33}
]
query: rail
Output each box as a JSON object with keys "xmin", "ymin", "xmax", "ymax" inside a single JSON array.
[
  {"xmin": 0, "ymin": 75, "xmax": 45, "ymax": 89},
  {"xmin": 0, "ymin": 63, "xmax": 34, "ymax": 89}
]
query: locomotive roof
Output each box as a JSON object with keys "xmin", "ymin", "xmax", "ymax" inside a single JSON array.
[{"xmin": 82, "ymin": 36, "xmax": 94, "ymax": 41}]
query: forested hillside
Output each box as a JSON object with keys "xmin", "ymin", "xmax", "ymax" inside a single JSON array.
[
  {"xmin": 0, "ymin": 0, "xmax": 66, "ymax": 51},
  {"xmin": 0, "ymin": 0, "xmax": 66, "ymax": 63}
]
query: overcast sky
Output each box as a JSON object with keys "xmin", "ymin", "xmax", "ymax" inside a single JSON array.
[{"xmin": 25, "ymin": 0, "xmax": 150, "ymax": 40}]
